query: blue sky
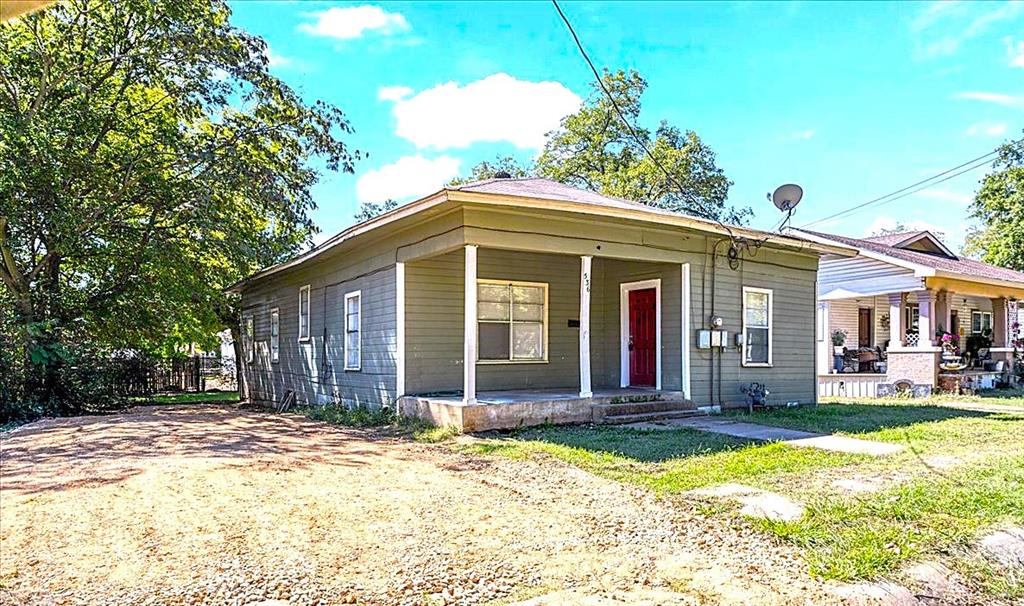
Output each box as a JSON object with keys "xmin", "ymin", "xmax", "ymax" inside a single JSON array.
[{"xmin": 229, "ymin": 1, "xmax": 1023, "ymax": 250}]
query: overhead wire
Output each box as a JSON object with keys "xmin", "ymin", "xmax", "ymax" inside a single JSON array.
[
  {"xmin": 550, "ymin": 0, "xmax": 746, "ymax": 245},
  {"xmin": 799, "ymin": 148, "xmax": 1005, "ymax": 229}
]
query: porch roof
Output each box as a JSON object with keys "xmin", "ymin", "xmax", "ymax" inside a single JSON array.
[{"xmin": 227, "ymin": 178, "xmax": 852, "ymax": 294}]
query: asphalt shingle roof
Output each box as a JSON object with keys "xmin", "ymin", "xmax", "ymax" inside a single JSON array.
[{"xmin": 793, "ymin": 228, "xmax": 1024, "ymax": 285}]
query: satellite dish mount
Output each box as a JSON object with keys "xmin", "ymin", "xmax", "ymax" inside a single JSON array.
[{"xmin": 768, "ymin": 184, "xmax": 803, "ymax": 231}]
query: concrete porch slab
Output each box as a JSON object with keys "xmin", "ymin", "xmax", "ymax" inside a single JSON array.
[
  {"xmin": 399, "ymin": 388, "xmax": 693, "ymax": 432},
  {"xmin": 626, "ymin": 416, "xmax": 904, "ymax": 456}
]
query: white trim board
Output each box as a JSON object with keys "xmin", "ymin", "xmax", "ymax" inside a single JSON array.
[
  {"xmin": 395, "ymin": 262, "xmax": 406, "ymax": 397},
  {"xmin": 681, "ymin": 264, "xmax": 691, "ymax": 399},
  {"xmin": 619, "ymin": 279, "xmax": 662, "ymax": 390}
]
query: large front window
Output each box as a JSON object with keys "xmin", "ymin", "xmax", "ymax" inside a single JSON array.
[
  {"xmin": 742, "ymin": 287, "xmax": 772, "ymax": 366},
  {"xmin": 477, "ymin": 280, "xmax": 547, "ymax": 362},
  {"xmin": 972, "ymin": 310, "xmax": 993, "ymax": 335}
]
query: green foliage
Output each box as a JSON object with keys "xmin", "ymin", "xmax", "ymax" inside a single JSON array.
[
  {"xmin": 354, "ymin": 198, "xmax": 398, "ymax": 223},
  {"xmin": 447, "ymin": 155, "xmax": 532, "ymax": 186},
  {"xmin": 536, "ymin": 69, "xmax": 745, "ymax": 224},
  {"xmin": 0, "ymin": 0, "xmax": 359, "ymax": 410},
  {"xmin": 449, "ymin": 71, "xmax": 743, "ymax": 224},
  {"xmin": 301, "ymin": 403, "xmax": 399, "ymax": 428},
  {"xmin": 138, "ymin": 390, "xmax": 240, "ymax": 405},
  {"xmin": 964, "ymin": 134, "xmax": 1024, "ymax": 270}
]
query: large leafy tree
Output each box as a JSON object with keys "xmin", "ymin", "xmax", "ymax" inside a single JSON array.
[
  {"xmin": 0, "ymin": 0, "xmax": 358, "ymax": 403},
  {"xmin": 447, "ymin": 155, "xmax": 531, "ymax": 186},
  {"xmin": 964, "ymin": 135, "xmax": 1024, "ymax": 271},
  {"xmin": 536, "ymin": 69, "xmax": 744, "ymax": 223}
]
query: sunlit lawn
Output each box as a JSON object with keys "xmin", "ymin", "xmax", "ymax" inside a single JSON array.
[
  {"xmin": 462, "ymin": 396, "xmax": 1024, "ymax": 596},
  {"xmin": 135, "ymin": 391, "xmax": 240, "ymax": 405}
]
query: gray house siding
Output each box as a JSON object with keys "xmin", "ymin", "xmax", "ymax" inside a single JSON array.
[
  {"xmin": 241, "ymin": 263, "xmax": 397, "ymax": 408},
  {"xmin": 238, "ymin": 202, "xmax": 823, "ymax": 411}
]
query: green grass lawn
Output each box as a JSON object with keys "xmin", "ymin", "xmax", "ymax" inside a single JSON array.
[
  {"xmin": 136, "ymin": 391, "xmax": 240, "ymax": 405},
  {"xmin": 463, "ymin": 397, "xmax": 1024, "ymax": 596}
]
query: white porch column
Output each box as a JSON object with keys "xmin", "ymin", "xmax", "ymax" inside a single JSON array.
[
  {"xmin": 463, "ymin": 245, "xmax": 478, "ymax": 405},
  {"xmin": 992, "ymin": 297, "xmax": 1009, "ymax": 348},
  {"xmin": 817, "ymin": 301, "xmax": 831, "ymax": 375},
  {"xmin": 918, "ymin": 290, "xmax": 936, "ymax": 347},
  {"xmin": 579, "ymin": 255, "xmax": 593, "ymax": 398},
  {"xmin": 395, "ymin": 262, "xmax": 406, "ymax": 398},
  {"xmin": 888, "ymin": 292, "xmax": 905, "ymax": 348}
]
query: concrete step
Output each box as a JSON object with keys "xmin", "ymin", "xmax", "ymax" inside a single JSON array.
[
  {"xmin": 601, "ymin": 409, "xmax": 707, "ymax": 425},
  {"xmin": 592, "ymin": 398, "xmax": 697, "ymax": 419}
]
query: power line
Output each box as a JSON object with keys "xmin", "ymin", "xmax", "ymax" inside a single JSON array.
[
  {"xmin": 799, "ymin": 148, "xmax": 1002, "ymax": 229},
  {"xmin": 550, "ymin": 0, "xmax": 741, "ymax": 242}
]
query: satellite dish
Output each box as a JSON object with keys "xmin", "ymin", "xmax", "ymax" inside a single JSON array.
[{"xmin": 771, "ymin": 184, "xmax": 803, "ymax": 212}]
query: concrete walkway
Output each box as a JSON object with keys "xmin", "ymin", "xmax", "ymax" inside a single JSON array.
[{"xmin": 627, "ymin": 416, "xmax": 904, "ymax": 456}]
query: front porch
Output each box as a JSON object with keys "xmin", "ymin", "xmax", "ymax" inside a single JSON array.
[
  {"xmin": 817, "ymin": 285, "xmax": 1020, "ymax": 397},
  {"xmin": 398, "ymin": 387, "xmax": 702, "ymax": 432}
]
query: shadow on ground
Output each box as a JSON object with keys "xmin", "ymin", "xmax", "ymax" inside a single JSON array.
[{"xmin": 0, "ymin": 405, "xmax": 400, "ymax": 494}]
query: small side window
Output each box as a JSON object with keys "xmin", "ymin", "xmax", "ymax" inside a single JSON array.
[
  {"xmin": 298, "ymin": 285, "xmax": 311, "ymax": 341},
  {"xmin": 742, "ymin": 287, "xmax": 772, "ymax": 366},
  {"xmin": 244, "ymin": 315, "xmax": 254, "ymax": 363},
  {"xmin": 270, "ymin": 308, "xmax": 280, "ymax": 363},
  {"xmin": 344, "ymin": 291, "xmax": 361, "ymax": 371}
]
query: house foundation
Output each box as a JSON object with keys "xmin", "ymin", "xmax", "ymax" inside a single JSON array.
[{"xmin": 880, "ymin": 347, "xmax": 941, "ymax": 397}]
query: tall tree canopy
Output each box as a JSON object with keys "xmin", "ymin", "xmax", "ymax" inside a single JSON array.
[
  {"xmin": 447, "ymin": 70, "xmax": 745, "ymax": 224},
  {"xmin": 964, "ymin": 135, "xmax": 1024, "ymax": 271},
  {"xmin": 0, "ymin": 0, "xmax": 358, "ymax": 406}
]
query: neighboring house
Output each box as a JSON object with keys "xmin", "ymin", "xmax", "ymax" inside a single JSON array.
[
  {"xmin": 227, "ymin": 177, "xmax": 848, "ymax": 430},
  {"xmin": 788, "ymin": 229, "xmax": 1024, "ymax": 396}
]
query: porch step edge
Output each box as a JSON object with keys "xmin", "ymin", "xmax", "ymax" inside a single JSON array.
[{"xmin": 600, "ymin": 409, "xmax": 707, "ymax": 425}]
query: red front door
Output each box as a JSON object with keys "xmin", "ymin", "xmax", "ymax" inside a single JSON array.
[{"xmin": 628, "ymin": 288, "xmax": 657, "ymax": 386}]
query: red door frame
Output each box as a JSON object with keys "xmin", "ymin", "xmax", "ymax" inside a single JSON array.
[{"xmin": 618, "ymin": 282, "xmax": 659, "ymax": 391}]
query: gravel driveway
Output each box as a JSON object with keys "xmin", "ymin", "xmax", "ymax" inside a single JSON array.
[{"xmin": 1, "ymin": 405, "xmax": 849, "ymax": 605}]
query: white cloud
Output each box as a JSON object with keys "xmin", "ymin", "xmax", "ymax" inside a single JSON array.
[
  {"xmin": 954, "ymin": 91, "xmax": 1024, "ymax": 109},
  {"xmin": 913, "ymin": 1, "xmax": 1023, "ymax": 58},
  {"xmin": 265, "ymin": 46, "xmax": 291, "ymax": 68},
  {"xmin": 1006, "ymin": 36, "xmax": 1024, "ymax": 68},
  {"xmin": 778, "ymin": 129, "xmax": 815, "ymax": 141},
  {"xmin": 385, "ymin": 73, "xmax": 582, "ymax": 149},
  {"xmin": 298, "ymin": 5, "xmax": 409, "ymax": 40},
  {"xmin": 377, "ymin": 85, "xmax": 413, "ymax": 102},
  {"xmin": 355, "ymin": 155, "xmax": 461, "ymax": 203},
  {"xmin": 965, "ymin": 121, "xmax": 1008, "ymax": 137}
]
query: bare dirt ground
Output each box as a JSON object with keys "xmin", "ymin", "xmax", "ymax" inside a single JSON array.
[{"xmin": 1, "ymin": 405, "xmax": 857, "ymax": 606}]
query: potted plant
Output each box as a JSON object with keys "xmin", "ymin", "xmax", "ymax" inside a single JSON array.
[
  {"xmin": 831, "ymin": 329, "xmax": 847, "ymax": 373},
  {"xmin": 939, "ymin": 331, "xmax": 960, "ymax": 356}
]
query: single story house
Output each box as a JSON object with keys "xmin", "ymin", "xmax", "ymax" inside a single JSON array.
[
  {"xmin": 787, "ymin": 228, "xmax": 1024, "ymax": 397},
  {"xmin": 227, "ymin": 177, "xmax": 849, "ymax": 430}
]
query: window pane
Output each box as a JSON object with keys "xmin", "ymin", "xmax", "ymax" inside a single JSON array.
[
  {"xmin": 346, "ymin": 312, "xmax": 359, "ymax": 331},
  {"xmin": 478, "ymin": 301, "xmax": 510, "ymax": 321},
  {"xmin": 346, "ymin": 332, "xmax": 359, "ymax": 367},
  {"xmin": 512, "ymin": 303, "xmax": 544, "ymax": 322},
  {"xmin": 512, "ymin": 323, "xmax": 543, "ymax": 359},
  {"xmin": 347, "ymin": 295, "xmax": 359, "ymax": 315},
  {"xmin": 478, "ymin": 284, "xmax": 510, "ymax": 304},
  {"xmin": 479, "ymin": 322, "xmax": 510, "ymax": 359},
  {"xmin": 745, "ymin": 292, "xmax": 768, "ymax": 327},
  {"xmin": 746, "ymin": 327, "xmax": 769, "ymax": 364},
  {"xmin": 512, "ymin": 285, "xmax": 543, "ymax": 304}
]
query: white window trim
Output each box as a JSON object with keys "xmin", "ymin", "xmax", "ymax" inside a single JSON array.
[
  {"xmin": 269, "ymin": 308, "xmax": 280, "ymax": 363},
  {"xmin": 619, "ymin": 279, "xmax": 662, "ymax": 390},
  {"xmin": 297, "ymin": 284, "xmax": 311, "ymax": 342},
  {"xmin": 344, "ymin": 290, "xmax": 362, "ymax": 371},
  {"xmin": 742, "ymin": 286, "xmax": 773, "ymax": 368},
  {"xmin": 476, "ymin": 279, "xmax": 549, "ymax": 364},
  {"xmin": 243, "ymin": 315, "xmax": 254, "ymax": 364},
  {"xmin": 971, "ymin": 310, "xmax": 993, "ymax": 334}
]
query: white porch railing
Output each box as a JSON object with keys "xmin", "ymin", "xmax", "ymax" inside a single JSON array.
[{"xmin": 818, "ymin": 374, "xmax": 886, "ymax": 398}]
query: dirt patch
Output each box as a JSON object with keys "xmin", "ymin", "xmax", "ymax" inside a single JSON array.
[{"xmin": 2, "ymin": 405, "xmax": 845, "ymax": 605}]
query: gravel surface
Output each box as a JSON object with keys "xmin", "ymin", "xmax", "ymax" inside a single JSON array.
[{"xmin": 1, "ymin": 405, "xmax": 852, "ymax": 605}]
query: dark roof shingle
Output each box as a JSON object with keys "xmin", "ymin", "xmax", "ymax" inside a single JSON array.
[{"xmin": 793, "ymin": 228, "xmax": 1024, "ymax": 284}]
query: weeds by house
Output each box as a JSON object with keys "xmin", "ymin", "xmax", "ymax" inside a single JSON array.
[{"xmin": 299, "ymin": 404, "xmax": 460, "ymax": 443}]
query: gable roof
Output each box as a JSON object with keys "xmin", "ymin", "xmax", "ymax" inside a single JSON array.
[
  {"xmin": 861, "ymin": 230, "xmax": 956, "ymax": 257},
  {"xmin": 789, "ymin": 227, "xmax": 1024, "ymax": 285},
  {"xmin": 227, "ymin": 178, "xmax": 852, "ymax": 293}
]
